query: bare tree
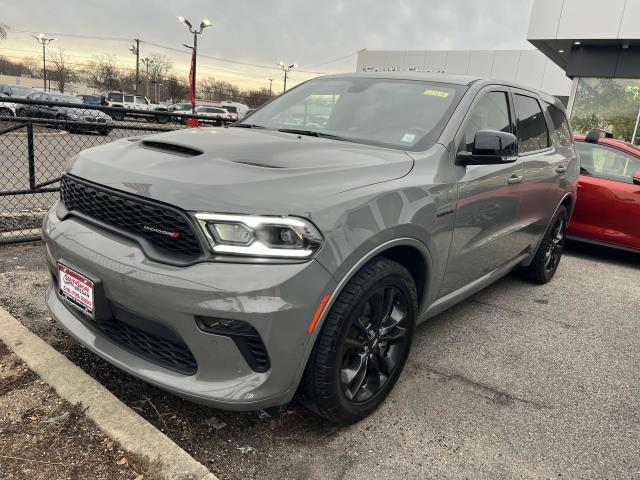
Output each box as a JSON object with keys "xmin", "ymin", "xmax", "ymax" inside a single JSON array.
[
  {"xmin": 164, "ymin": 75, "xmax": 189, "ymax": 103},
  {"xmin": 48, "ymin": 47, "xmax": 69, "ymax": 92},
  {"xmin": 147, "ymin": 54, "xmax": 172, "ymax": 102},
  {"xmin": 87, "ymin": 54, "xmax": 123, "ymax": 91},
  {"xmin": 0, "ymin": 25, "xmax": 7, "ymax": 40}
]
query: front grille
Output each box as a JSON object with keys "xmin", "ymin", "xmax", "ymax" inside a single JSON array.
[
  {"xmin": 61, "ymin": 175, "xmax": 202, "ymax": 259},
  {"xmin": 97, "ymin": 316, "xmax": 198, "ymax": 375}
]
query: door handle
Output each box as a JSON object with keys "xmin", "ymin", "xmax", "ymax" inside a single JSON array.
[
  {"xmin": 555, "ymin": 165, "xmax": 567, "ymax": 174},
  {"xmin": 508, "ymin": 174, "xmax": 523, "ymax": 185}
]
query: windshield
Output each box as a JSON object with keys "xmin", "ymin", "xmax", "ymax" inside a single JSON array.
[
  {"xmin": 51, "ymin": 94, "xmax": 80, "ymax": 103},
  {"xmin": 9, "ymin": 86, "xmax": 37, "ymax": 97},
  {"xmin": 239, "ymin": 77, "xmax": 466, "ymax": 150}
]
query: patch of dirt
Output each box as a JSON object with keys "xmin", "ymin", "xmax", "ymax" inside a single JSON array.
[{"xmin": 0, "ymin": 339, "xmax": 152, "ymax": 480}]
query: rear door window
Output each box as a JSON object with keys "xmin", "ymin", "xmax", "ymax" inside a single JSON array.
[
  {"xmin": 124, "ymin": 95, "xmax": 135, "ymax": 103},
  {"xmin": 514, "ymin": 94, "xmax": 549, "ymax": 153},
  {"xmin": 545, "ymin": 102, "xmax": 572, "ymax": 147}
]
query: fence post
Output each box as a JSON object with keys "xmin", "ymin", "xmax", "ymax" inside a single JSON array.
[{"xmin": 27, "ymin": 121, "xmax": 35, "ymax": 191}]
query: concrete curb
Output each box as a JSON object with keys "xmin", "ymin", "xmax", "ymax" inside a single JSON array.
[{"xmin": 0, "ymin": 306, "xmax": 217, "ymax": 480}]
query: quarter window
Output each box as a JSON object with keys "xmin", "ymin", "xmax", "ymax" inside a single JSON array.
[
  {"xmin": 124, "ymin": 95, "xmax": 135, "ymax": 103},
  {"xmin": 576, "ymin": 142, "xmax": 640, "ymax": 184},
  {"xmin": 458, "ymin": 91, "xmax": 511, "ymax": 153},
  {"xmin": 546, "ymin": 103, "xmax": 572, "ymax": 147},
  {"xmin": 515, "ymin": 94, "xmax": 549, "ymax": 153}
]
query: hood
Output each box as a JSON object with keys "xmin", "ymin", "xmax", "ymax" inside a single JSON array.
[
  {"xmin": 66, "ymin": 127, "xmax": 414, "ymax": 214},
  {"xmin": 60, "ymin": 106, "xmax": 109, "ymax": 118}
]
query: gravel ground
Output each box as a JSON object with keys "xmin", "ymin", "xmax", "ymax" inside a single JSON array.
[
  {"xmin": 0, "ymin": 340, "xmax": 150, "ymax": 479},
  {"xmin": 0, "ymin": 240, "xmax": 638, "ymax": 479}
]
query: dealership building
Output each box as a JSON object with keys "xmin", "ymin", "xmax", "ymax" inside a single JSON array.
[{"xmin": 356, "ymin": 0, "xmax": 640, "ymax": 143}]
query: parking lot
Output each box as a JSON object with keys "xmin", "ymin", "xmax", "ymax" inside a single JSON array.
[{"xmin": 0, "ymin": 239, "xmax": 638, "ymax": 480}]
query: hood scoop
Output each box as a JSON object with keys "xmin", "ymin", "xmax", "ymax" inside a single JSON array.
[{"xmin": 141, "ymin": 140, "xmax": 203, "ymax": 157}]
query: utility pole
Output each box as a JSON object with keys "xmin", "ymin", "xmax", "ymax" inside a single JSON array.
[
  {"xmin": 129, "ymin": 39, "xmax": 140, "ymax": 94},
  {"xmin": 178, "ymin": 16, "xmax": 211, "ymax": 115},
  {"xmin": 277, "ymin": 62, "xmax": 297, "ymax": 92},
  {"xmin": 32, "ymin": 34, "xmax": 56, "ymax": 92},
  {"xmin": 266, "ymin": 78, "xmax": 274, "ymax": 97}
]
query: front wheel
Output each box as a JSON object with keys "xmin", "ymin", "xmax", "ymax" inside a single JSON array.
[
  {"xmin": 300, "ymin": 257, "xmax": 417, "ymax": 424},
  {"xmin": 519, "ymin": 205, "xmax": 568, "ymax": 284},
  {"xmin": 0, "ymin": 107, "xmax": 14, "ymax": 117}
]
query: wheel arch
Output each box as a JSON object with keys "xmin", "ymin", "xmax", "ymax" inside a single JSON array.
[{"xmin": 290, "ymin": 238, "xmax": 433, "ymax": 399}]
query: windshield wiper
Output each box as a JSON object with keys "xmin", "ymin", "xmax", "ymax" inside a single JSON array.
[
  {"xmin": 232, "ymin": 123, "xmax": 265, "ymax": 129},
  {"xmin": 277, "ymin": 128, "xmax": 350, "ymax": 142}
]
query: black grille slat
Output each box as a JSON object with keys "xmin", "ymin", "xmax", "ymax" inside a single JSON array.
[
  {"xmin": 61, "ymin": 176, "xmax": 202, "ymax": 258},
  {"xmin": 97, "ymin": 317, "xmax": 197, "ymax": 375}
]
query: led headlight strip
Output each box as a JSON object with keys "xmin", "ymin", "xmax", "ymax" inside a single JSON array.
[{"xmin": 194, "ymin": 213, "xmax": 324, "ymax": 258}]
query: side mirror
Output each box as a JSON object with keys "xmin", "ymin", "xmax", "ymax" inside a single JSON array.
[
  {"xmin": 456, "ymin": 130, "xmax": 518, "ymax": 166},
  {"xmin": 633, "ymin": 172, "xmax": 640, "ymax": 186},
  {"xmin": 3, "ymin": 92, "xmax": 10, "ymax": 97}
]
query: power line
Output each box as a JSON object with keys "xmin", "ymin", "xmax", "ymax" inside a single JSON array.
[
  {"xmin": 300, "ymin": 52, "xmax": 358, "ymax": 70},
  {"xmin": 8, "ymin": 27, "xmax": 330, "ymax": 75}
]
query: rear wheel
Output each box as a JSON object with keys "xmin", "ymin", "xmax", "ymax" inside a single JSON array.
[
  {"xmin": 300, "ymin": 258, "xmax": 417, "ymax": 424},
  {"xmin": 0, "ymin": 107, "xmax": 14, "ymax": 117},
  {"xmin": 519, "ymin": 205, "xmax": 568, "ymax": 284}
]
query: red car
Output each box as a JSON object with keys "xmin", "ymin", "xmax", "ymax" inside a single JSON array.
[{"xmin": 568, "ymin": 130, "xmax": 640, "ymax": 252}]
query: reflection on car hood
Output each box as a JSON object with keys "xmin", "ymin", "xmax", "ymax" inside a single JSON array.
[
  {"xmin": 58, "ymin": 106, "xmax": 110, "ymax": 117},
  {"xmin": 67, "ymin": 127, "xmax": 415, "ymax": 214}
]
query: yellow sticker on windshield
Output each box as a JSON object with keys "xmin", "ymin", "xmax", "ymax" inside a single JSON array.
[{"xmin": 423, "ymin": 89, "xmax": 449, "ymax": 98}]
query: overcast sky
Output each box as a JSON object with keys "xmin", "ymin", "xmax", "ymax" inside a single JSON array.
[{"xmin": 1, "ymin": 0, "xmax": 536, "ymax": 91}]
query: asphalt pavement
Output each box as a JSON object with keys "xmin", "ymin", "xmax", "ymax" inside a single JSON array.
[{"xmin": 0, "ymin": 240, "xmax": 638, "ymax": 479}]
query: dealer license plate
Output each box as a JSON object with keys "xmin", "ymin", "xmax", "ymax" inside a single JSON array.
[{"xmin": 58, "ymin": 263, "xmax": 94, "ymax": 318}]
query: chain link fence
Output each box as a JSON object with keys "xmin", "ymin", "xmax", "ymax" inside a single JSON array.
[{"xmin": 0, "ymin": 97, "xmax": 234, "ymax": 244}]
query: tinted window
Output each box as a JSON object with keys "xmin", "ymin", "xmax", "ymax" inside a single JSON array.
[
  {"xmin": 135, "ymin": 96, "xmax": 148, "ymax": 104},
  {"xmin": 576, "ymin": 142, "xmax": 640, "ymax": 184},
  {"xmin": 515, "ymin": 94, "xmax": 549, "ymax": 153},
  {"xmin": 459, "ymin": 91, "xmax": 511, "ymax": 153},
  {"xmin": 546, "ymin": 102, "xmax": 572, "ymax": 147},
  {"xmin": 107, "ymin": 93, "xmax": 123, "ymax": 102},
  {"xmin": 242, "ymin": 78, "xmax": 466, "ymax": 151},
  {"xmin": 124, "ymin": 95, "xmax": 134, "ymax": 103}
]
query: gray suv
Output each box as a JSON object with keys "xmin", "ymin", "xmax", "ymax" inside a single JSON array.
[{"xmin": 43, "ymin": 73, "xmax": 578, "ymax": 423}]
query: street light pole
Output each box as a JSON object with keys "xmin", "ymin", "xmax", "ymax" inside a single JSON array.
[
  {"xmin": 178, "ymin": 16, "xmax": 211, "ymax": 115},
  {"xmin": 266, "ymin": 78, "xmax": 274, "ymax": 97},
  {"xmin": 277, "ymin": 62, "xmax": 297, "ymax": 93},
  {"xmin": 140, "ymin": 57, "xmax": 152, "ymax": 98},
  {"xmin": 32, "ymin": 34, "xmax": 56, "ymax": 92}
]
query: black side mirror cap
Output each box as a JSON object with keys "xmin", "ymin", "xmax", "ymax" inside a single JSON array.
[
  {"xmin": 456, "ymin": 130, "xmax": 518, "ymax": 166},
  {"xmin": 633, "ymin": 172, "xmax": 640, "ymax": 186}
]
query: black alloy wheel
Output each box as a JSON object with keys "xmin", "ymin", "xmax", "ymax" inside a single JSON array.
[
  {"xmin": 300, "ymin": 257, "xmax": 417, "ymax": 424},
  {"xmin": 544, "ymin": 216, "xmax": 566, "ymax": 275},
  {"xmin": 340, "ymin": 285, "xmax": 410, "ymax": 403},
  {"xmin": 519, "ymin": 204, "xmax": 568, "ymax": 284}
]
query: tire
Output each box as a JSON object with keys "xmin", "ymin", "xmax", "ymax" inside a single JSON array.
[
  {"xmin": 111, "ymin": 110, "xmax": 125, "ymax": 121},
  {"xmin": 0, "ymin": 107, "xmax": 14, "ymax": 117},
  {"xmin": 519, "ymin": 205, "xmax": 568, "ymax": 284},
  {"xmin": 300, "ymin": 257, "xmax": 417, "ymax": 424},
  {"xmin": 156, "ymin": 115, "xmax": 168, "ymax": 124},
  {"xmin": 56, "ymin": 114, "xmax": 69, "ymax": 132},
  {"xmin": 16, "ymin": 108, "xmax": 26, "ymax": 117},
  {"xmin": 98, "ymin": 128, "xmax": 112, "ymax": 136}
]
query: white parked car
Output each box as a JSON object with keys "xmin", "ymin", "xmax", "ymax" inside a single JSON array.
[
  {"xmin": 0, "ymin": 84, "xmax": 39, "ymax": 117},
  {"xmin": 101, "ymin": 92, "xmax": 155, "ymax": 121}
]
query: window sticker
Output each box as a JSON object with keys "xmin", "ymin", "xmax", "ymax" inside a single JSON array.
[
  {"xmin": 401, "ymin": 133, "xmax": 417, "ymax": 143},
  {"xmin": 423, "ymin": 89, "xmax": 449, "ymax": 98}
]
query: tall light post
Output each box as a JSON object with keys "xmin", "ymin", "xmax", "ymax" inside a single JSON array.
[
  {"xmin": 32, "ymin": 33, "xmax": 56, "ymax": 92},
  {"xmin": 266, "ymin": 78, "xmax": 274, "ymax": 97},
  {"xmin": 277, "ymin": 62, "xmax": 296, "ymax": 93},
  {"xmin": 140, "ymin": 57, "xmax": 153, "ymax": 98},
  {"xmin": 178, "ymin": 16, "xmax": 212, "ymax": 114}
]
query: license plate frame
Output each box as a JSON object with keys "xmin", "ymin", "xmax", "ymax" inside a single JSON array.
[{"xmin": 58, "ymin": 262, "xmax": 95, "ymax": 319}]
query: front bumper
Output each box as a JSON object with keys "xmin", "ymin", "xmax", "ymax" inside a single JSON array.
[{"xmin": 43, "ymin": 203, "xmax": 337, "ymax": 410}]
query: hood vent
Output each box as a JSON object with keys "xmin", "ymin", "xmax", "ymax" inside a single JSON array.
[
  {"xmin": 233, "ymin": 160, "xmax": 286, "ymax": 168},
  {"xmin": 141, "ymin": 141, "xmax": 203, "ymax": 157}
]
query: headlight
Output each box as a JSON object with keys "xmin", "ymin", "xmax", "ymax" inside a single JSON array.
[
  {"xmin": 195, "ymin": 213, "xmax": 323, "ymax": 258},
  {"xmin": 68, "ymin": 113, "xmax": 80, "ymax": 120}
]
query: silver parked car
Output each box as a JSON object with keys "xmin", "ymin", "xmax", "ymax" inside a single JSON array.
[{"xmin": 43, "ymin": 73, "xmax": 578, "ymax": 423}]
